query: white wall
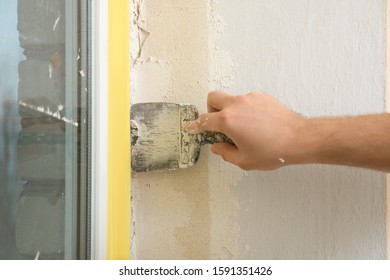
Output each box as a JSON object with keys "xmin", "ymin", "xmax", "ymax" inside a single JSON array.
[{"xmin": 131, "ymin": 0, "xmax": 387, "ymax": 259}]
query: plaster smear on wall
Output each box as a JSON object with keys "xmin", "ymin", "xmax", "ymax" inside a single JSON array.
[
  {"xmin": 131, "ymin": 0, "xmax": 245, "ymax": 259},
  {"xmin": 131, "ymin": 0, "xmax": 212, "ymax": 259}
]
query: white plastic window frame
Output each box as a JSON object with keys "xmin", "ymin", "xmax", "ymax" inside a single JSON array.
[{"xmin": 90, "ymin": 0, "xmax": 108, "ymax": 260}]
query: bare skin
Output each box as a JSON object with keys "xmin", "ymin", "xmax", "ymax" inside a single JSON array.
[{"xmin": 185, "ymin": 91, "xmax": 390, "ymax": 172}]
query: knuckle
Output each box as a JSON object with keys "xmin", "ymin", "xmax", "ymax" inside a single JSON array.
[
  {"xmin": 236, "ymin": 93, "xmax": 258, "ymax": 105},
  {"xmin": 218, "ymin": 110, "xmax": 232, "ymax": 126},
  {"xmin": 235, "ymin": 95, "xmax": 247, "ymax": 103},
  {"xmin": 247, "ymin": 92, "xmax": 264, "ymax": 99},
  {"xmin": 207, "ymin": 90, "xmax": 223, "ymax": 101},
  {"xmin": 246, "ymin": 92, "xmax": 257, "ymax": 97},
  {"xmin": 207, "ymin": 91, "xmax": 216, "ymax": 101},
  {"xmin": 248, "ymin": 92, "xmax": 266, "ymax": 99}
]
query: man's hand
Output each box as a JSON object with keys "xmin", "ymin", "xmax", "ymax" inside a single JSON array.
[
  {"xmin": 185, "ymin": 91, "xmax": 305, "ymax": 170},
  {"xmin": 185, "ymin": 91, "xmax": 390, "ymax": 172}
]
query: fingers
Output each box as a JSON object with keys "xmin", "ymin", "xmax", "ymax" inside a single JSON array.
[
  {"xmin": 210, "ymin": 143, "xmax": 241, "ymax": 166},
  {"xmin": 185, "ymin": 90, "xmax": 235, "ymax": 133},
  {"xmin": 184, "ymin": 112, "xmax": 221, "ymax": 134},
  {"xmin": 184, "ymin": 117, "xmax": 204, "ymax": 134},
  {"xmin": 207, "ymin": 90, "xmax": 235, "ymax": 112}
]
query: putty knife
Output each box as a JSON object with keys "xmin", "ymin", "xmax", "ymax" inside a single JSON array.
[{"xmin": 131, "ymin": 102, "xmax": 233, "ymax": 172}]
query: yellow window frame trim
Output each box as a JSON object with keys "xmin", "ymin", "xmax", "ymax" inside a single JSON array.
[{"xmin": 108, "ymin": 0, "xmax": 131, "ymax": 259}]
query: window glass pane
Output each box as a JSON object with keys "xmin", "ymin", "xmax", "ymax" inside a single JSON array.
[{"xmin": 0, "ymin": 0, "xmax": 90, "ymax": 260}]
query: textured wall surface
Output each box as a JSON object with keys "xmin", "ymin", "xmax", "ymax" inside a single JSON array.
[
  {"xmin": 131, "ymin": 0, "xmax": 212, "ymax": 259},
  {"xmin": 131, "ymin": 0, "xmax": 387, "ymax": 259}
]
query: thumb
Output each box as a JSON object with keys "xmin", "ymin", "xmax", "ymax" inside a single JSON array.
[{"xmin": 210, "ymin": 143, "xmax": 241, "ymax": 166}]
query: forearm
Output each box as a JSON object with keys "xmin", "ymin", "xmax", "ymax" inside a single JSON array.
[{"xmin": 291, "ymin": 114, "xmax": 390, "ymax": 172}]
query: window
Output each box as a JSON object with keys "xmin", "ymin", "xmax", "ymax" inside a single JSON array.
[{"xmin": 0, "ymin": 0, "xmax": 90, "ymax": 259}]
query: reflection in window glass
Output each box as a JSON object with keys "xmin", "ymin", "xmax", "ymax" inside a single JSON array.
[{"xmin": 0, "ymin": 0, "xmax": 90, "ymax": 259}]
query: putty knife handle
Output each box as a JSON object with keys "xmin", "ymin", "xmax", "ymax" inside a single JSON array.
[{"xmin": 201, "ymin": 131, "xmax": 235, "ymax": 146}]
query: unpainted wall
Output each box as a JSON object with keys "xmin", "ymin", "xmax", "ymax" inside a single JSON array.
[{"xmin": 131, "ymin": 0, "xmax": 386, "ymax": 259}]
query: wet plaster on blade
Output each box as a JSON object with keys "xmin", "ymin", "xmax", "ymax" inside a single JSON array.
[{"xmin": 131, "ymin": 0, "xmax": 212, "ymax": 259}]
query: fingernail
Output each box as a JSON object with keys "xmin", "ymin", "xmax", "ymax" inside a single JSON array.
[
  {"xmin": 184, "ymin": 121, "xmax": 195, "ymax": 131},
  {"xmin": 184, "ymin": 120, "xmax": 202, "ymax": 134}
]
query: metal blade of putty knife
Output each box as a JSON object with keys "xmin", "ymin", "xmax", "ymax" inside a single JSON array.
[{"xmin": 130, "ymin": 102, "xmax": 233, "ymax": 172}]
